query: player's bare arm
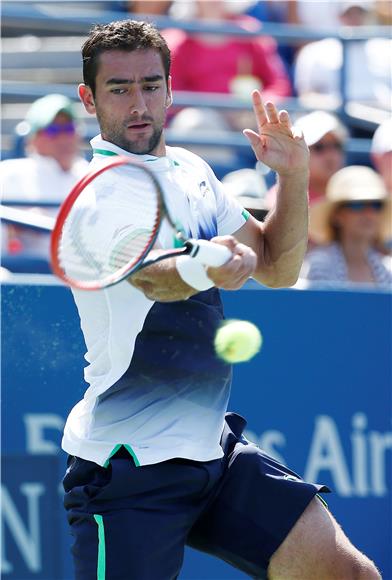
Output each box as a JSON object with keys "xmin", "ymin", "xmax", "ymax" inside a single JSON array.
[
  {"xmin": 131, "ymin": 91, "xmax": 308, "ymax": 299},
  {"xmin": 233, "ymin": 91, "xmax": 309, "ymax": 288},
  {"xmin": 129, "ymin": 239, "xmax": 257, "ymax": 301},
  {"xmin": 129, "ymin": 251, "xmax": 195, "ymax": 301}
]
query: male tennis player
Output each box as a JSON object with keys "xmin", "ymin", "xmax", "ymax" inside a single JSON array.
[{"xmin": 63, "ymin": 20, "xmax": 380, "ymax": 580}]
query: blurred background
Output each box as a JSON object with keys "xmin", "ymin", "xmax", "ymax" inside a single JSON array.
[{"xmin": 1, "ymin": 1, "xmax": 391, "ymax": 579}]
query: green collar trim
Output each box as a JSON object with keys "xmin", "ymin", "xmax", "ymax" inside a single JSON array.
[
  {"xmin": 92, "ymin": 148, "xmax": 180, "ymax": 166},
  {"xmin": 103, "ymin": 443, "xmax": 140, "ymax": 468},
  {"xmin": 93, "ymin": 148, "xmax": 118, "ymax": 156}
]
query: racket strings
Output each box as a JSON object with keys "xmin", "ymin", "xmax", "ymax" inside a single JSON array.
[{"xmin": 57, "ymin": 167, "xmax": 160, "ymax": 284}]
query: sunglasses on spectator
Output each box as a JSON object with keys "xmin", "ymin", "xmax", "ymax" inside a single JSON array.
[
  {"xmin": 41, "ymin": 122, "xmax": 76, "ymax": 137},
  {"xmin": 311, "ymin": 142, "xmax": 344, "ymax": 153},
  {"xmin": 339, "ymin": 200, "xmax": 384, "ymax": 212}
]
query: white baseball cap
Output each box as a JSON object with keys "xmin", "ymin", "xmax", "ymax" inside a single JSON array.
[
  {"xmin": 340, "ymin": 1, "xmax": 373, "ymax": 13},
  {"xmin": 371, "ymin": 118, "xmax": 392, "ymax": 155},
  {"xmin": 294, "ymin": 111, "xmax": 348, "ymax": 147}
]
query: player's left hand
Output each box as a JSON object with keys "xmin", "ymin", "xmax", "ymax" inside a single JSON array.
[
  {"xmin": 206, "ymin": 235, "xmax": 257, "ymax": 290},
  {"xmin": 244, "ymin": 91, "xmax": 309, "ymax": 177}
]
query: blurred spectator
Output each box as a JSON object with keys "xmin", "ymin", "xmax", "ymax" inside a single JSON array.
[
  {"xmin": 371, "ymin": 117, "xmax": 392, "ymax": 194},
  {"xmin": 374, "ymin": 0, "xmax": 392, "ymax": 24},
  {"xmin": 122, "ymin": 1, "xmax": 172, "ymax": 15},
  {"xmin": 371, "ymin": 117, "xmax": 392, "ymax": 248},
  {"xmin": 245, "ymin": 2, "xmax": 297, "ymax": 79},
  {"xmin": 266, "ymin": 111, "xmax": 348, "ymax": 210},
  {"xmin": 286, "ymin": 0, "xmax": 348, "ymax": 29},
  {"xmin": 294, "ymin": 1, "xmax": 392, "ymax": 110},
  {"xmin": 166, "ymin": 0, "xmax": 291, "ymax": 103},
  {"xmin": 169, "ymin": 107, "xmax": 238, "ymax": 170},
  {"xmin": 298, "ymin": 111, "xmax": 348, "ymax": 204},
  {"xmin": 222, "ymin": 165, "xmax": 269, "ymax": 221},
  {"xmin": 1, "ymin": 94, "xmax": 88, "ymax": 259},
  {"xmin": 164, "ymin": 0, "xmax": 291, "ymax": 171},
  {"xmin": 246, "ymin": 1, "xmax": 283, "ymax": 23},
  {"xmin": 301, "ymin": 165, "xmax": 392, "ymax": 286}
]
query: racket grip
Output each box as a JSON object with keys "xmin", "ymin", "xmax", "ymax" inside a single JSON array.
[{"xmin": 189, "ymin": 239, "xmax": 232, "ymax": 267}]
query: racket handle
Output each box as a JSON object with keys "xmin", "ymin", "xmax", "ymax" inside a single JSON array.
[{"xmin": 188, "ymin": 239, "xmax": 232, "ymax": 267}]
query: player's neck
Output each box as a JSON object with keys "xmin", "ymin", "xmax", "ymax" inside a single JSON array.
[{"xmin": 150, "ymin": 137, "xmax": 167, "ymax": 158}]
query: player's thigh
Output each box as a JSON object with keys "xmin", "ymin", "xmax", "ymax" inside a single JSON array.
[
  {"xmin": 268, "ymin": 497, "xmax": 381, "ymax": 580},
  {"xmin": 188, "ymin": 435, "xmax": 329, "ymax": 579}
]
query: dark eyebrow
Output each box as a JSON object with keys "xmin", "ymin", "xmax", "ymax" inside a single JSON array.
[{"xmin": 106, "ymin": 75, "xmax": 164, "ymax": 85}]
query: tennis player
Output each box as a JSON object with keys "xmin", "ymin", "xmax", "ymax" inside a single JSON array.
[{"xmin": 63, "ymin": 20, "xmax": 380, "ymax": 580}]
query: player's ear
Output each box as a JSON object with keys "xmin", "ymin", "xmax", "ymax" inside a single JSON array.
[
  {"xmin": 165, "ymin": 76, "xmax": 173, "ymax": 109},
  {"xmin": 79, "ymin": 84, "xmax": 96, "ymax": 114}
]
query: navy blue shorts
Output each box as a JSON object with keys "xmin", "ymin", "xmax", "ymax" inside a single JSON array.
[{"xmin": 63, "ymin": 413, "xmax": 329, "ymax": 579}]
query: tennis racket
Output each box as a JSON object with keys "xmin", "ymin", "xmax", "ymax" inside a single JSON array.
[{"xmin": 50, "ymin": 156, "xmax": 232, "ymax": 290}]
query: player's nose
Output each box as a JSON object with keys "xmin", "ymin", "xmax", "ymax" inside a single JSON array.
[{"xmin": 129, "ymin": 89, "xmax": 148, "ymax": 116}]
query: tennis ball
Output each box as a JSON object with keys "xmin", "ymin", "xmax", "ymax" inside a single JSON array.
[{"xmin": 214, "ymin": 320, "xmax": 263, "ymax": 364}]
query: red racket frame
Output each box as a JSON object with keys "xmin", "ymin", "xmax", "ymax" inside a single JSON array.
[{"xmin": 50, "ymin": 156, "xmax": 163, "ymax": 290}]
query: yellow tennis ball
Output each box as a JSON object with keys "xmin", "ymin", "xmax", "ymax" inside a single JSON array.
[{"xmin": 214, "ymin": 320, "xmax": 263, "ymax": 364}]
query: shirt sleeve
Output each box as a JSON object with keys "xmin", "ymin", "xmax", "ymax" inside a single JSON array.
[{"xmin": 203, "ymin": 162, "xmax": 250, "ymax": 236}]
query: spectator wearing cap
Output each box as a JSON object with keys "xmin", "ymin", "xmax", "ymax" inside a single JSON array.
[
  {"xmin": 266, "ymin": 111, "xmax": 347, "ymax": 212},
  {"xmin": 371, "ymin": 118, "xmax": 392, "ymax": 249},
  {"xmin": 301, "ymin": 165, "xmax": 392, "ymax": 287},
  {"xmin": 1, "ymin": 94, "xmax": 88, "ymax": 260},
  {"xmin": 371, "ymin": 118, "xmax": 392, "ymax": 194}
]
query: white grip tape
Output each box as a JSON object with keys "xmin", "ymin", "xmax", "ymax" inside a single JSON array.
[
  {"xmin": 176, "ymin": 256, "xmax": 214, "ymax": 291},
  {"xmin": 189, "ymin": 239, "xmax": 232, "ymax": 267}
]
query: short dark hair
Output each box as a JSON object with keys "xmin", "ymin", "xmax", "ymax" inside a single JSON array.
[{"xmin": 82, "ymin": 20, "xmax": 171, "ymax": 96}]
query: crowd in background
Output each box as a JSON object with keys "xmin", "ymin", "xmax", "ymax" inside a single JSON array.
[{"xmin": 1, "ymin": 0, "xmax": 391, "ymax": 288}]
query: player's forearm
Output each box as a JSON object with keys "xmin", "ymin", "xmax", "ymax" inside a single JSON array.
[
  {"xmin": 258, "ymin": 171, "xmax": 309, "ymax": 288},
  {"xmin": 128, "ymin": 254, "xmax": 197, "ymax": 302}
]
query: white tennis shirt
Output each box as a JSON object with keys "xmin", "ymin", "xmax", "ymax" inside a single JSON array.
[{"xmin": 62, "ymin": 135, "xmax": 248, "ymax": 467}]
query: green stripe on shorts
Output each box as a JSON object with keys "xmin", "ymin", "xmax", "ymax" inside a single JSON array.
[{"xmin": 93, "ymin": 514, "xmax": 106, "ymax": 580}]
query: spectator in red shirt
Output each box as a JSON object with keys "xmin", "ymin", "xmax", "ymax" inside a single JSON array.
[
  {"xmin": 165, "ymin": 0, "xmax": 291, "ymax": 103},
  {"xmin": 163, "ymin": 0, "xmax": 291, "ymax": 171}
]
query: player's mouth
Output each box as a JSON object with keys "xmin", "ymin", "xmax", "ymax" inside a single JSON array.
[{"xmin": 126, "ymin": 122, "xmax": 152, "ymax": 133}]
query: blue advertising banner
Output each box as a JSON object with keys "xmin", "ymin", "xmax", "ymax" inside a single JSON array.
[
  {"xmin": 1, "ymin": 455, "xmax": 61, "ymax": 579},
  {"xmin": 1, "ymin": 279, "xmax": 391, "ymax": 579}
]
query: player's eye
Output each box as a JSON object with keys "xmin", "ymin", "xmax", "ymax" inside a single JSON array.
[
  {"xmin": 144, "ymin": 85, "xmax": 159, "ymax": 92},
  {"xmin": 111, "ymin": 88, "xmax": 128, "ymax": 95}
]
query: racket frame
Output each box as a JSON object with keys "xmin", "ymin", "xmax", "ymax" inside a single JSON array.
[{"xmin": 51, "ymin": 156, "xmax": 177, "ymax": 290}]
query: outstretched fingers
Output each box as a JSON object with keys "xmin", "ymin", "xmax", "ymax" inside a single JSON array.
[
  {"xmin": 251, "ymin": 90, "xmax": 268, "ymax": 134},
  {"xmin": 278, "ymin": 109, "xmax": 291, "ymax": 127},
  {"xmin": 250, "ymin": 91, "xmax": 292, "ymax": 134},
  {"xmin": 265, "ymin": 101, "xmax": 280, "ymax": 124}
]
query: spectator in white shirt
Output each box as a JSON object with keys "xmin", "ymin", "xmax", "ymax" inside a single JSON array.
[
  {"xmin": 1, "ymin": 94, "xmax": 89, "ymax": 260},
  {"xmin": 294, "ymin": 1, "xmax": 391, "ymax": 111}
]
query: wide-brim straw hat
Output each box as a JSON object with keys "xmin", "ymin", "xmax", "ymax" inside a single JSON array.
[{"xmin": 309, "ymin": 165, "xmax": 392, "ymax": 244}]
